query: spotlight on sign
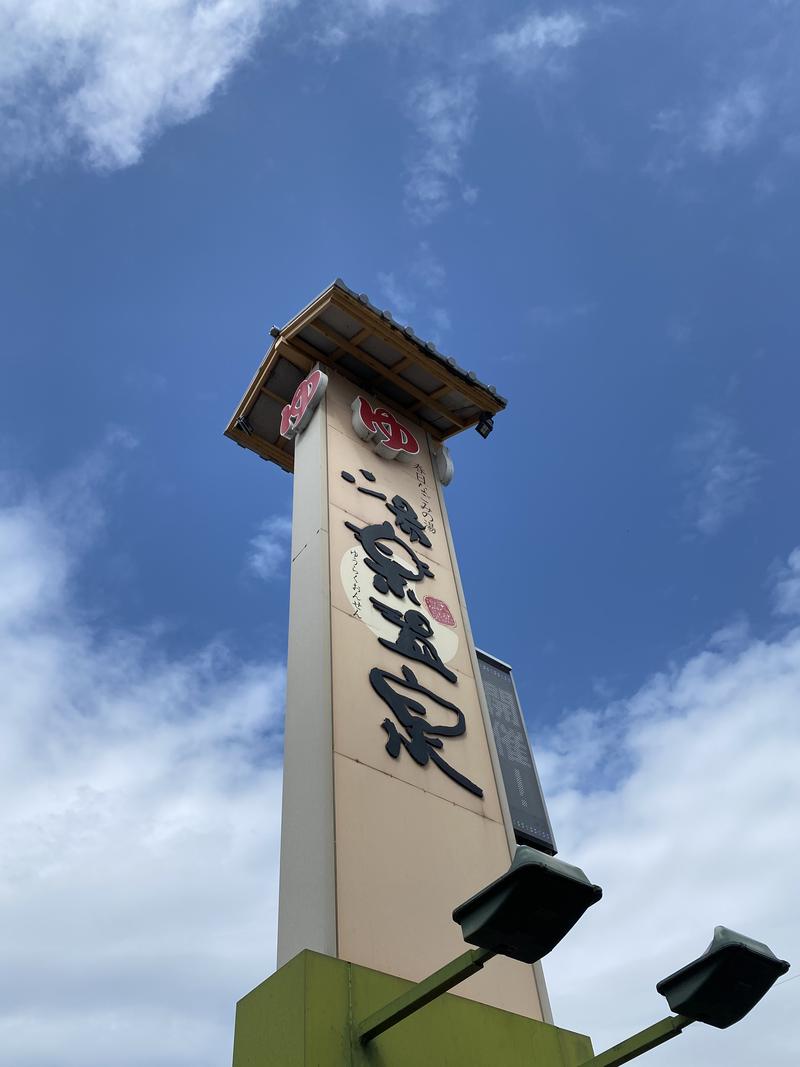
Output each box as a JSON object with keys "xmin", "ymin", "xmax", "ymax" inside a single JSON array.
[
  {"xmin": 655, "ymin": 926, "xmax": 790, "ymax": 1029},
  {"xmin": 475, "ymin": 411, "xmax": 494, "ymax": 439},
  {"xmin": 452, "ymin": 846, "xmax": 602, "ymax": 964}
]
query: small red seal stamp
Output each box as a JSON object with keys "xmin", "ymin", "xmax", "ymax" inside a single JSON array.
[{"xmin": 424, "ymin": 596, "xmax": 456, "ymax": 627}]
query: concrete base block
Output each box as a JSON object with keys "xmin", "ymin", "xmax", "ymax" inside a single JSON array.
[{"xmin": 232, "ymin": 951, "xmax": 593, "ymax": 1066}]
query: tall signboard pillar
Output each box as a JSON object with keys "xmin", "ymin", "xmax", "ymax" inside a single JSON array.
[{"xmin": 226, "ymin": 281, "xmax": 550, "ymax": 1021}]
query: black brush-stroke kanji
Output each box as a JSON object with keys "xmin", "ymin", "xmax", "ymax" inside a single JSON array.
[
  {"xmin": 345, "ymin": 519, "xmax": 433, "ymax": 598},
  {"xmin": 386, "ymin": 495, "xmax": 432, "ymax": 548},
  {"xmin": 369, "ymin": 664, "xmax": 482, "ymax": 797},
  {"xmin": 369, "ymin": 596, "xmax": 456, "ymax": 683}
]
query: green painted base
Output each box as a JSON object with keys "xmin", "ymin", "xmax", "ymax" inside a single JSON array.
[{"xmin": 232, "ymin": 950, "xmax": 594, "ymax": 1066}]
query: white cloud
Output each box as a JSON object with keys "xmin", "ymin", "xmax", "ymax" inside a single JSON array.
[
  {"xmin": 666, "ymin": 313, "xmax": 693, "ymax": 346},
  {"xmin": 430, "ymin": 306, "xmax": 451, "ymax": 336},
  {"xmin": 377, "ymin": 271, "xmax": 416, "ymax": 318},
  {"xmin": 376, "ymin": 235, "xmax": 453, "ymax": 344},
  {"xmin": 539, "ymin": 566, "xmax": 800, "ymax": 1063},
  {"xmin": 0, "ymin": 0, "xmax": 291, "ymax": 173},
  {"xmin": 377, "ymin": 242, "xmax": 449, "ymax": 339},
  {"xmin": 404, "ymin": 76, "xmax": 478, "ymax": 223},
  {"xmin": 349, "ymin": 0, "xmax": 440, "ymax": 12},
  {"xmin": 529, "ymin": 301, "xmax": 596, "ymax": 328},
  {"xmin": 0, "ymin": 458, "xmax": 284, "ymax": 1066},
  {"xmin": 5, "ymin": 446, "xmax": 797, "ymax": 1066},
  {"xmin": 773, "ymin": 547, "xmax": 800, "ymax": 617},
  {"xmin": 676, "ymin": 410, "xmax": 762, "ymax": 536},
  {"xmin": 248, "ymin": 514, "xmax": 292, "ymax": 579},
  {"xmin": 401, "ymin": 9, "xmax": 597, "ymax": 221},
  {"xmin": 701, "ymin": 81, "xmax": 767, "ymax": 156},
  {"xmin": 412, "ymin": 240, "xmax": 446, "ymax": 290},
  {"xmin": 312, "ymin": 0, "xmax": 443, "ymax": 50},
  {"xmin": 492, "ymin": 10, "xmax": 588, "ymax": 75}
]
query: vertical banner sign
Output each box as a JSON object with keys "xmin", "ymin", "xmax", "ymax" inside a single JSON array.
[
  {"xmin": 311, "ymin": 371, "xmax": 544, "ymax": 1020},
  {"xmin": 476, "ymin": 650, "xmax": 556, "ymax": 856}
]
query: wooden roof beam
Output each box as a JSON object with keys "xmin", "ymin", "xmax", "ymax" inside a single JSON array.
[
  {"xmin": 284, "ymin": 335, "xmax": 448, "ymax": 442},
  {"xmin": 228, "ymin": 427, "xmax": 294, "ymax": 472},
  {"xmin": 329, "ymin": 289, "xmax": 504, "ymax": 415},
  {"xmin": 303, "ymin": 318, "xmax": 468, "ymax": 430}
]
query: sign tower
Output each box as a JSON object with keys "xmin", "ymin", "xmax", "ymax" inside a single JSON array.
[{"xmin": 226, "ymin": 280, "xmax": 551, "ymax": 1021}]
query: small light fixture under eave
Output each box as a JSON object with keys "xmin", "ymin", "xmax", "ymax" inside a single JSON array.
[
  {"xmin": 475, "ymin": 411, "xmax": 494, "ymax": 439},
  {"xmin": 235, "ymin": 415, "xmax": 254, "ymax": 436}
]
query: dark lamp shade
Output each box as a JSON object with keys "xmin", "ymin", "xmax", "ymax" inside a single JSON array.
[
  {"xmin": 452, "ymin": 846, "xmax": 602, "ymax": 964},
  {"xmin": 475, "ymin": 413, "xmax": 494, "ymax": 439},
  {"xmin": 656, "ymin": 926, "xmax": 790, "ymax": 1029}
]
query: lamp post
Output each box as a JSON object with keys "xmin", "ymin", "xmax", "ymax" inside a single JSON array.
[
  {"xmin": 355, "ymin": 848, "xmax": 789, "ymax": 1063},
  {"xmin": 578, "ymin": 926, "xmax": 790, "ymax": 1067}
]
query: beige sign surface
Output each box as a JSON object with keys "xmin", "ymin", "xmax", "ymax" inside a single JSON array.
[{"xmin": 324, "ymin": 372, "xmax": 544, "ymax": 1019}]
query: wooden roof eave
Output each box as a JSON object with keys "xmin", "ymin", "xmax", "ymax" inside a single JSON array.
[
  {"xmin": 227, "ymin": 424, "xmax": 294, "ymax": 473},
  {"xmin": 224, "ymin": 280, "xmax": 506, "ymax": 473},
  {"xmin": 325, "ymin": 287, "xmax": 505, "ymax": 417},
  {"xmin": 223, "ymin": 336, "xmax": 312, "ymax": 435}
]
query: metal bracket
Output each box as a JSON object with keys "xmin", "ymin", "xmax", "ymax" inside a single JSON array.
[
  {"xmin": 578, "ymin": 1014, "xmax": 695, "ymax": 1067},
  {"xmin": 356, "ymin": 947, "xmax": 495, "ymax": 1045}
]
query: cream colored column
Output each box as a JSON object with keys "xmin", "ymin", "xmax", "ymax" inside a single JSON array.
[
  {"xmin": 325, "ymin": 371, "xmax": 544, "ymax": 1020},
  {"xmin": 276, "ymin": 386, "xmax": 337, "ymax": 967}
]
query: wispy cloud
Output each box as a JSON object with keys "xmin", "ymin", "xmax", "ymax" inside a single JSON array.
[
  {"xmin": 700, "ymin": 80, "xmax": 767, "ymax": 156},
  {"xmin": 676, "ymin": 410, "xmax": 762, "ymax": 536},
  {"xmin": 667, "ymin": 314, "xmax": 694, "ymax": 347},
  {"xmin": 491, "ymin": 10, "xmax": 588, "ymax": 75},
  {"xmin": 377, "ymin": 241, "xmax": 450, "ymax": 340},
  {"xmin": 411, "ymin": 240, "xmax": 446, "ymax": 290},
  {"xmin": 377, "ymin": 271, "xmax": 416, "ymax": 318},
  {"xmin": 0, "ymin": 455, "xmax": 284, "ymax": 1066},
  {"xmin": 529, "ymin": 301, "xmax": 596, "ymax": 328},
  {"xmin": 404, "ymin": 77, "xmax": 478, "ymax": 223},
  {"xmin": 645, "ymin": 4, "xmax": 800, "ymax": 184},
  {"xmin": 772, "ymin": 546, "xmax": 800, "ymax": 618},
  {"xmin": 312, "ymin": 0, "xmax": 443, "ymax": 51},
  {"xmin": 402, "ymin": 7, "xmax": 600, "ymax": 221},
  {"xmin": 429, "ymin": 306, "xmax": 451, "ymax": 338},
  {"xmin": 0, "ymin": 0, "xmax": 291, "ymax": 174},
  {"xmin": 248, "ymin": 515, "xmax": 292, "ymax": 580}
]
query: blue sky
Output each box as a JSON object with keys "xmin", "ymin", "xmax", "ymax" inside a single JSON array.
[{"xmin": 1, "ymin": 2, "xmax": 799, "ymax": 1065}]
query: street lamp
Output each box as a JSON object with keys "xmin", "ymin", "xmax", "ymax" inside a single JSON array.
[
  {"xmin": 355, "ymin": 841, "xmax": 791, "ymax": 1060},
  {"xmin": 656, "ymin": 925, "xmax": 789, "ymax": 1028},
  {"xmin": 453, "ymin": 846, "xmax": 603, "ymax": 964},
  {"xmin": 357, "ymin": 846, "xmax": 602, "ymax": 1045},
  {"xmin": 579, "ymin": 926, "xmax": 790, "ymax": 1067}
]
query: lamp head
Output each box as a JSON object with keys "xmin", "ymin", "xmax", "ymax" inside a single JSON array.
[
  {"xmin": 656, "ymin": 926, "xmax": 789, "ymax": 1029},
  {"xmin": 452, "ymin": 846, "xmax": 602, "ymax": 964}
]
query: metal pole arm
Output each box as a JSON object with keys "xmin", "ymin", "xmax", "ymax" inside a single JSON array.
[
  {"xmin": 578, "ymin": 1015, "xmax": 694, "ymax": 1067},
  {"xmin": 357, "ymin": 947, "xmax": 496, "ymax": 1045}
]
